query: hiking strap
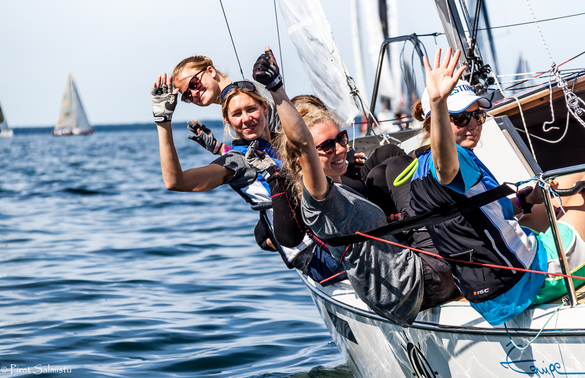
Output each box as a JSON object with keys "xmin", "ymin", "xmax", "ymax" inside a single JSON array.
[{"xmin": 326, "ymin": 183, "xmax": 515, "ymax": 247}]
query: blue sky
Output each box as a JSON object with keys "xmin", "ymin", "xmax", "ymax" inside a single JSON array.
[{"xmin": 1, "ymin": 0, "xmax": 584, "ymax": 127}]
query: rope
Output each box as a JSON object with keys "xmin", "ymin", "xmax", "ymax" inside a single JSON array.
[
  {"xmin": 272, "ymin": 0, "xmax": 285, "ymax": 90},
  {"xmin": 353, "ymin": 231, "xmax": 585, "ymax": 281},
  {"xmin": 504, "ymin": 300, "xmax": 566, "ymax": 350},
  {"xmin": 219, "ymin": 0, "xmax": 245, "ymax": 80},
  {"xmin": 393, "ymin": 158, "xmax": 418, "ymax": 187},
  {"xmin": 525, "ymin": 0, "xmax": 585, "ymax": 128}
]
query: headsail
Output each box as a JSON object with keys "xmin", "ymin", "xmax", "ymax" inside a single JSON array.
[
  {"xmin": 277, "ymin": 0, "xmax": 359, "ymax": 125},
  {"xmin": 54, "ymin": 72, "xmax": 92, "ymax": 135}
]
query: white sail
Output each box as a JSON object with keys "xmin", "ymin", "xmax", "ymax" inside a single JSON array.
[
  {"xmin": 54, "ymin": 72, "xmax": 92, "ymax": 136},
  {"xmin": 0, "ymin": 100, "xmax": 14, "ymax": 138},
  {"xmin": 277, "ymin": 0, "xmax": 359, "ymax": 125}
]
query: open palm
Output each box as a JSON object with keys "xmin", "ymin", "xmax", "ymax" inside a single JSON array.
[{"xmin": 423, "ymin": 47, "xmax": 467, "ymax": 104}]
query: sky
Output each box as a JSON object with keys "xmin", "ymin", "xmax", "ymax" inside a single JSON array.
[{"xmin": 1, "ymin": 0, "xmax": 584, "ymax": 127}]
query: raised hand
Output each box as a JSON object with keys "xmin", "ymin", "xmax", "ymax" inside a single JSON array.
[
  {"xmin": 423, "ymin": 48, "xmax": 467, "ymax": 105},
  {"xmin": 187, "ymin": 120, "xmax": 222, "ymax": 155},
  {"xmin": 253, "ymin": 47, "xmax": 283, "ymax": 92},
  {"xmin": 151, "ymin": 73, "xmax": 178, "ymax": 123}
]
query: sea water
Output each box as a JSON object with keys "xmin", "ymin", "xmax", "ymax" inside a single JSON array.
[{"xmin": 0, "ymin": 123, "xmax": 353, "ymax": 377}]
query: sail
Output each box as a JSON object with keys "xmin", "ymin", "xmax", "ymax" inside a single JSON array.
[
  {"xmin": 277, "ymin": 0, "xmax": 359, "ymax": 125},
  {"xmin": 349, "ymin": 0, "xmax": 397, "ymax": 116},
  {"xmin": 55, "ymin": 72, "xmax": 91, "ymax": 133},
  {"xmin": 0, "ymin": 100, "xmax": 13, "ymax": 138}
]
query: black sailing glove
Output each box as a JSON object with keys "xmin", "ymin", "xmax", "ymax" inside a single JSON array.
[
  {"xmin": 252, "ymin": 50, "xmax": 283, "ymax": 92},
  {"xmin": 187, "ymin": 120, "xmax": 222, "ymax": 155},
  {"xmin": 150, "ymin": 84, "xmax": 177, "ymax": 123}
]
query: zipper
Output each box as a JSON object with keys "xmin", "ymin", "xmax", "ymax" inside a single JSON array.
[{"xmin": 484, "ymin": 229, "xmax": 516, "ymax": 274}]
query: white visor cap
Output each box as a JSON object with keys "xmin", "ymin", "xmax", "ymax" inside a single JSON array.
[{"xmin": 421, "ymin": 80, "xmax": 492, "ymax": 119}]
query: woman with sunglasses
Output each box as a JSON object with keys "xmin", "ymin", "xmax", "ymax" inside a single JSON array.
[
  {"xmin": 152, "ymin": 55, "xmax": 281, "ymax": 156},
  {"xmin": 151, "ymin": 68, "xmax": 348, "ymax": 285},
  {"xmin": 409, "ymin": 48, "xmax": 585, "ymax": 326},
  {"xmin": 253, "ymin": 48, "xmax": 462, "ymax": 327}
]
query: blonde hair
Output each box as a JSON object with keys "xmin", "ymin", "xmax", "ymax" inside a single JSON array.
[
  {"xmin": 221, "ymin": 84, "xmax": 268, "ymax": 140},
  {"xmin": 275, "ymin": 104, "xmax": 340, "ymax": 203},
  {"xmin": 172, "ymin": 55, "xmax": 226, "ymax": 80}
]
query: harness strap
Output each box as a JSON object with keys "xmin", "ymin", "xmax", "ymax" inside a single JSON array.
[{"xmin": 326, "ymin": 183, "xmax": 515, "ymax": 247}]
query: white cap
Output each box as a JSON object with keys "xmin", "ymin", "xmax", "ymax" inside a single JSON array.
[{"xmin": 421, "ymin": 80, "xmax": 492, "ymax": 118}]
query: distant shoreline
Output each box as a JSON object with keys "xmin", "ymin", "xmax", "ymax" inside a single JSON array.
[{"xmin": 9, "ymin": 120, "xmax": 224, "ymax": 135}]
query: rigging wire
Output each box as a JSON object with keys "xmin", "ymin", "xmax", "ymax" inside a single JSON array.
[
  {"xmin": 479, "ymin": 11, "xmax": 585, "ymax": 32},
  {"xmin": 424, "ymin": 12, "xmax": 585, "ymax": 37},
  {"xmin": 272, "ymin": 0, "xmax": 285, "ymax": 90},
  {"xmin": 219, "ymin": 0, "xmax": 245, "ymax": 80},
  {"xmin": 525, "ymin": 0, "xmax": 585, "ymax": 128}
]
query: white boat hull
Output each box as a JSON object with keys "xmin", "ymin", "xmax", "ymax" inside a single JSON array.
[
  {"xmin": 0, "ymin": 129, "xmax": 13, "ymax": 138},
  {"xmin": 300, "ymin": 273, "xmax": 585, "ymax": 378}
]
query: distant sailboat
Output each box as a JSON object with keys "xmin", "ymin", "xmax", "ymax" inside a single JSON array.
[
  {"xmin": 52, "ymin": 72, "xmax": 93, "ymax": 136},
  {"xmin": 0, "ymin": 100, "xmax": 14, "ymax": 138}
]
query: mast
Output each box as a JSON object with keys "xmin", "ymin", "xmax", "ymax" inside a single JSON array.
[{"xmin": 433, "ymin": 0, "xmax": 494, "ymax": 94}]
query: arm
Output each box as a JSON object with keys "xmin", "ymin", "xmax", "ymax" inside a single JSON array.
[
  {"xmin": 271, "ymin": 87, "xmax": 330, "ymax": 200},
  {"xmin": 424, "ymin": 48, "xmax": 467, "ymax": 185},
  {"xmin": 253, "ymin": 47, "xmax": 329, "ymax": 200},
  {"xmin": 152, "ymin": 73, "xmax": 233, "ymax": 192},
  {"xmin": 187, "ymin": 120, "xmax": 231, "ymax": 156}
]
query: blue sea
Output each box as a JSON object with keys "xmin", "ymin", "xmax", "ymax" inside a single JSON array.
[{"xmin": 0, "ymin": 122, "xmax": 353, "ymax": 378}]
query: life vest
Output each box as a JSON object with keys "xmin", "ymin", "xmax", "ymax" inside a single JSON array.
[{"xmin": 229, "ymin": 139, "xmax": 313, "ymax": 265}]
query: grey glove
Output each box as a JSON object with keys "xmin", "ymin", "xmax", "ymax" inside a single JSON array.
[
  {"xmin": 246, "ymin": 140, "xmax": 278, "ymax": 178},
  {"xmin": 151, "ymin": 84, "xmax": 177, "ymax": 123},
  {"xmin": 187, "ymin": 120, "xmax": 222, "ymax": 155}
]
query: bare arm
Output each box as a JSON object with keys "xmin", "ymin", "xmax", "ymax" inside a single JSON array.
[
  {"xmin": 156, "ymin": 121, "xmax": 233, "ymax": 192},
  {"xmin": 270, "ymin": 87, "xmax": 330, "ymax": 200},
  {"xmin": 425, "ymin": 48, "xmax": 467, "ymax": 185},
  {"xmin": 152, "ymin": 73, "xmax": 233, "ymax": 192}
]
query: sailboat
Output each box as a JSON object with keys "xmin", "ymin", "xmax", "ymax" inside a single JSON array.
[
  {"xmin": 274, "ymin": 0, "xmax": 585, "ymax": 376},
  {"xmin": 0, "ymin": 101, "xmax": 14, "ymax": 138},
  {"xmin": 52, "ymin": 72, "xmax": 93, "ymax": 136}
]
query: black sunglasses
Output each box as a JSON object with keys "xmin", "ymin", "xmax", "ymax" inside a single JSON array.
[
  {"xmin": 449, "ymin": 110, "xmax": 487, "ymax": 127},
  {"xmin": 181, "ymin": 68, "xmax": 207, "ymax": 104},
  {"xmin": 220, "ymin": 81, "xmax": 258, "ymax": 103},
  {"xmin": 315, "ymin": 130, "xmax": 348, "ymax": 155}
]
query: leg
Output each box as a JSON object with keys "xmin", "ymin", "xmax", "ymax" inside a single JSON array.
[
  {"xmin": 557, "ymin": 173, "xmax": 585, "ymax": 241},
  {"xmin": 365, "ymin": 162, "xmax": 397, "ymax": 216},
  {"xmin": 520, "ymin": 173, "xmax": 585, "ymax": 235}
]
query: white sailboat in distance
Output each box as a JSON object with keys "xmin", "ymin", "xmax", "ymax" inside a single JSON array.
[
  {"xmin": 52, "ymin": 72, "xmax": 93, "ymax": 136},
  {"xmin": 0, "ymin": 100, "xmax": 14, "ymax": 138}
]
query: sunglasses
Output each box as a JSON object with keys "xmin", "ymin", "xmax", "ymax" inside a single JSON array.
[
  {"xmin": 220, "ymin": 81, "xmax": 258, "ymax": 103},
  {"xmin": 449, "ymin": 110, "xmax": 487, "ymax": 127},
  {"xmin": 181, "ymin": 68, "xmax": 207, "ymax": 104},
  {"xmin": 315, "ymin": 130, "xmax": 348, "ymax": 155}
]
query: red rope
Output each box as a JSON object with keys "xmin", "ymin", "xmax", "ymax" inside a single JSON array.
[
  {"xmin": 319, "ymin": 270, "xmax": 347, "ymax": 285},
  {"xmin": 354, "ymin": 232, "xmax": 585, "ymax": 281},
  {"xmin": 504, "ymin": 50, "xmax": 585, "ymax": 90}
]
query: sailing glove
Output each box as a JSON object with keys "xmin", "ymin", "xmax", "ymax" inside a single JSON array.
[
  {"xmin": 253, "ymin": 51, "xmax": 283, "ymax": 92},
  {"xmin": 246, "ymin": 140, "xmax": 279, "ymax": 179},
  {"xmin": 151, "ymin": 84, "xmax": 177, "ymax": 123},
  {"xmin": 187, "ymin": 120, "xmax": 222, "ymax": 155}
]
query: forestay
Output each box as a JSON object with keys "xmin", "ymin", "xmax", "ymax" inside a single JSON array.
[{"xmin": 277, "ymin": 0, "xmax": 359, "ymax": 125}]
